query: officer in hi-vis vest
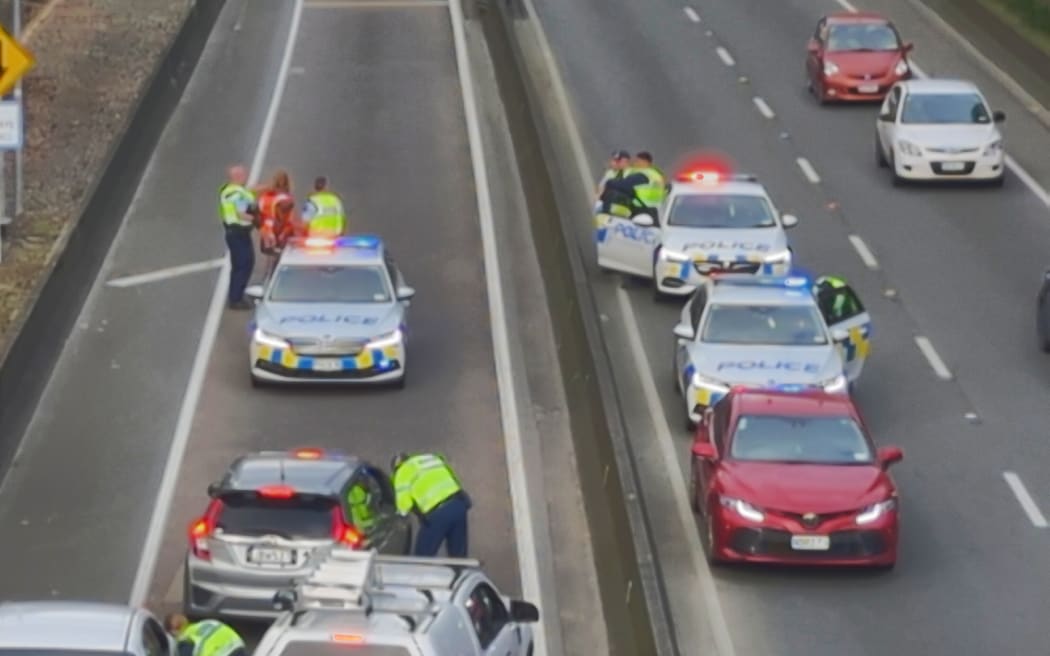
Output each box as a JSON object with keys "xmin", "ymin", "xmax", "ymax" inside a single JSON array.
[
  {"xmin": 301, "ymin": 176, "xmax": 347, "ymax": 238},
  {"xmin": 218, "ymin": 164, "xmax": 257, "ymax": 310}
]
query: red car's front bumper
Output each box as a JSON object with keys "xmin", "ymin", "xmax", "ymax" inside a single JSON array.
[
  {"xmin": 818, "ymin": 72, "xmax": 909, "ymax": 102},
  {"xmin": 709, "ymin": 505, "xmax": 898, "ymax": 566}
]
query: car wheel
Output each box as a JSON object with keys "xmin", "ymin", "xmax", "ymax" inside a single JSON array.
[
  {"xmin": 182, "ymin": 568, "xmax": 202, "ymax": 622},
  {"xmin": 875, "ymin": 134, "xmax": 888, "ymax": 168},
  {"xmin": 873, "ymin": 560, "xmax": 896, "ymax": 572},
  {"xmin": 685, "ymin": 412, "xmax": 697, "ymax": 433},
  {"xmin": 890, "ymin": 154, "xmax": 905, "ymax": 187},
  {"xmin": 527, "ymin": 643, "xmax": 534, "ymax": 656},
  {"xmin": 392, "ymin": 368, "xmax": 406, "ymax": 390},
  {"xmin": 250, "ymin": 373, "xmax": 265, "ymax": 389},
  {"xmin": 652, "ymin": 260, "xmax": 667, "ymax": 301},
  {"xmin": 701, "ymin": 510, "xmax": 724, "ymax": 567}
]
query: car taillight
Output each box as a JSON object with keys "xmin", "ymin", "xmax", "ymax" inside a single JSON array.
[
  {"xmin": 189, "ymin": 500, "xmax": 222, "ymax": 560},
  {"xmin": 340, "ymin": 526, "xmax": 364, "ymax": 548},
  {"xmin": 331, "ymin": 508, "xmax": 364, "ymax": 549}
]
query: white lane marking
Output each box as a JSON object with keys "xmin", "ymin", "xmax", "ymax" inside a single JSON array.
[
  {"xmin": 106, "ymin": 258, "xmax": 225, "ymax": 288},
  {"xmin": 715, "ymin": 46, "xmax": 735, "ymax": 67},
  {"xmin": 914, "ymin": 336, "xmax": 952, "ymax": 380},
  {"xmin": 752, "ymin": 96, "xmax": 775, "ymax": 119},
  {"xmin": 847, "ymin": 235, "xmax": 879, "ymax": 270},
  {"xmin": 796, "ymin": 157, "xmax": 821, "ymax": 183},
  {"xmin": 1003, "ymin": 472, "xmax": 1049, "ymax": 528},
  {"xmin": 128, "ymin": 0, "xmax": 306, "ymax": 606},
  {"xmin": 512, "ymin": 0, "xmax": 737, "ymax": 650},
  {"xmin": 618, "ymin": 289, "xmax": 737, "ymax": 656},
  {"xmin": 833, "ymin": 0, "xmax": 858, "ymax": 11},
  {"xmin": 447, "ymin": 0, "xmax": 549, "ymax": 654},
  {"xmin": 684, "ymin": 6, "xmax": 701, "ymax": 23}
]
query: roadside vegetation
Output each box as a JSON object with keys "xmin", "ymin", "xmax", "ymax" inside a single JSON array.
[{"xmin": 981, "ymin": 0, "xmax": 1050, "ymax": 54}]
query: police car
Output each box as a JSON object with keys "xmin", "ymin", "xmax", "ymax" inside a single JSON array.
[
  {"xmin": 596, "ymin": 170, "xmax": 799, "ymax": 297},
  {"xmin": 245, "ymin": 235, "xmax": 414, "ymax": 387},
  {"xmin": 672, "ymin": 274, "xmax": 871, "ymax": 428}
]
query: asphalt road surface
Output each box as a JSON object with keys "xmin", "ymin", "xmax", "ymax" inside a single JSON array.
[
  {"xmin": 528, "ymin": 0, "xmax": 1050, "ymax": 653},
  {"xmin": 0, "ymin": 0, "xmax": 521, "ymax": 645}
]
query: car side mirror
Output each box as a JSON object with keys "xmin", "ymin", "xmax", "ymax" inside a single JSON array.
[
  {"xmin": 878, "ymin": 112, "xmax": 894, "ymax": 122},
  {"xmin": 692, "ymin": 441, "xmax": 717, "ymax": 460},
  {"xmin": 877, "ymin": 445, "xmax": 904, "ymax": 469},
  {"xmin": 396, "ymin": 286, "xmax": 416, "ymax": 301},
  {"xmin": 244, "ymin": 284, "xmax": 264, "ymax": 301},
  {"xmin": 632, "ymin": 213, "xmax": 655, "ymax": 228},
  {"xmin": 781, "ymin": 213, "xmax": 799, "ymax": 228},
  {"xmin": 673, "ymin": 323, "xmax": 695, "ymax": 340},
  {"xmin": 903, "ymin": 42, "xmax": 914, "ymax": 53},
  {"xmin": 993, "ymin": 110, "xmax": 1006, "ymax": 123},
  {"xmin": 206, "ymin": 482, "xmax": 219, "ymax": 498},
  {"xmin": 509, "ymin": 600, "xmax": 540, "ymax": 623},
  {"xmin": 831, "ymin": 327, "xmax": 850, "ymax": 342}
]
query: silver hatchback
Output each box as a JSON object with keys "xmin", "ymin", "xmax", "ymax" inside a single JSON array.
[
  {"xmin": 184, "ymin": 447, "xmax": 412, "ymax": 621},
  {"xmin": 0, "ymin": 601, "xmax": 175, "ymax": 656}
]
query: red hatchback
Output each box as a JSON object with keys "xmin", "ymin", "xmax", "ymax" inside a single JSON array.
[
  {"xmin": 806, "ymin": 12, "xmax": 913, "ymax": 103},
  {"xmin": 690, "ymin": 388, "xmax": 903, "ymax": 568}
]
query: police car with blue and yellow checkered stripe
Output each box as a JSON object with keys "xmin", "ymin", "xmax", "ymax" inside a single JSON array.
[
  {"xmin": 245, "ymin": 235, "xmax": 414, "ymax": 387},
  {"xmin": 596, "ymin": 170, "xmax": 799, "ymax": 298},
  {"xmin": 672, "ymin": 274, "xmax": 871, "ymax": 428}
]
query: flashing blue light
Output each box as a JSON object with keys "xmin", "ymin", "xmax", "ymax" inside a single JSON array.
[
  {"xmin": 712, "ymin": 274, "xmax": 812, "ymax": 289},
  {"xmin": 336, "ymin": 234, "xmax": 382, "ymax": 249}
]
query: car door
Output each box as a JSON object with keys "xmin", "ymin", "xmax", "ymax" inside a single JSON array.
[
  {"xmin": 138, "ymin": 614, "xmax": 172, "ymax": 656},
  {"xmin": 675, "ymin": 286, "xmax": 708, "ymax": 389},
  {"xmin": 877, "ymin": 85, "xmax": 902, "ymax": 155},
  {"xmin": 817, "ymin": 283, "xmax": 872, "ymax": 382},
  {"xmin": 596, "ymin": 212, "xmax": 661, "ymax": 277},
  {"xmin": 806, "ymin": 18, "xmax": 826, "ymax": 84},
  {"xmin": 464, "ymin": 582, "xmax": 524, "ymax": 655},
  {"xmin": 345, "ymin": 467, "xmax": 401, "ymax": 553},
  {"xmin": 695, "ymin": 401, "xmax": 728, "ymax": 513}
]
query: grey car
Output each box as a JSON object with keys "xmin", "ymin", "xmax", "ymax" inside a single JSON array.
[
  {"xmin": 0, "ymin": 601, "xmax": 176, "ymax": 656},
  {"xmin": 184, "ymin": 447, "xmax": 412, "ymax": 621}
]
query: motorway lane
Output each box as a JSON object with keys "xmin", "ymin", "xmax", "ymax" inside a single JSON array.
[
  {"xmin": 0, "ymin": 1, "xmax": 293, "ymax": 602},
  {"xmin": 529, "ymin": 0, "xmax": 1050, "ymax": 653},
  {"xmin": 144, "ymin": 0, "xmax": 520, "ymax": 641}
]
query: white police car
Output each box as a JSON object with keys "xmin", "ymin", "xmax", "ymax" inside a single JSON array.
[
  {"xmin": 596, "ymin": 170, "xmax": 798, "ymax": 297},
  {"xmin": 672, "ymin": 274, "xmax": 871, "ymax": 428},
  {"xmin": 245, "ymin": 235, "xmax": 414, "ymax": 387}
]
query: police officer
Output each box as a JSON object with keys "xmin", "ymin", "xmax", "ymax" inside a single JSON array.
[
  {"xmin": 164, "ymin": 613, "xmax": 246, "ymax": 656},
  {"xmin": 391, "ymin": 452, "xmax": 471, "ymax": 557},
  {"xmin": 815, "ymin": 275, "xmax": 860, "ymax": 322},
  {"xmin": 595, "ymin": 149, "xmax": 631, "ymax": 214},
  {"xmin": 602, "ymin": 151, "xmax": 667, "ymax": 220},
  {"xmin": 219, "ymin": 164, "xmax": 257, "ymax": 310},
  {"xmin": 301, "ymin": 176, "xmax": 347, "ymax": 237},
  {"xmin": 347, "ymin": 482, "xmax": 375, "ymax": 535}
]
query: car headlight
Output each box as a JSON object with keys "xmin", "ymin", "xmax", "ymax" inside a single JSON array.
[
  {"xmin": 894, "ymin": 59, "xmax": 909, "ymax": 76},
  {"xmin": 896, "ymin": 140, "xmax": 922, "ymax": 157},
  {"xmin": 856, "ymin": 498, "xmax": 897, "ymax": 525},
  {"xmin": 720, "ymin": 496, "xmax": 765, "ymax": 522},
  {"xmin": 367, "ymin": 328, "xmax": 403, "ymax": 349},
  {"xmin": 659, "ymin": 249, "xmax": 689, "ymax": 263},
  {"xmin": 822, "ymin": 373, "xmax": 848, "ymax": 394},
  {"xmin": 763, "ymin": 249, "xmax": 792, "ymax": 264},
  {"xmin": 691, "ymin": 372, "xmax": 730, "ymax": 393},
  {"xmin": 983, "ymin": 139, "xmax": 1003, "ymax": 156},
  {"xmin": 823, "ymin": 61, "xmax": 839, "ymax": 77},
  {"xmin": 253, "ymin": 327, "xmax": 289, "ymax": 349}
]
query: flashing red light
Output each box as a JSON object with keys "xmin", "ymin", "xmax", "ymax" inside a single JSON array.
[
  {"xmin": 678, "ymin": 170, "xmax": 722, "ymax": 184},
  {"xmin": 293, "ymin": 447, "xmax": 324, "ymax": 460},
  {"xmin": 303, "ymin": 237, "xmax": 335, "ymax": 249},
  {"xmin": 331, "ymin": 634, "xmax": 365, "ymax": 644},
  {"xmin": 340, "ymin": 526, "xmax": 364, "ymax": 548},
  {"xmin": 257, "ymin": 484, "xmax": 297, "ymax": 499}
]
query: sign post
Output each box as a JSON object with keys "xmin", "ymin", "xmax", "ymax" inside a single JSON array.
[{"xmin": 0, "ymin": 13, "xmax": 35, "ymax": 263}]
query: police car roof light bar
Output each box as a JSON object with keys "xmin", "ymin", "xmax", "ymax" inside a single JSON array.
[
  {"xmin": 675, "ymin": 170, "xmax": 758, "ymax": 184},
  {"xmin": 710, "ymin": 274, "xmax": 811, "ymax": 289}
]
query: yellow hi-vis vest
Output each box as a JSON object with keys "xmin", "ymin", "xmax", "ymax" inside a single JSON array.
[
  {"xmin": 631, "ymin": 166, "xmax": 667, "ymax": 208},
  {"xmin": 393, "ymin": 454, "xmax": 462, "ymax": 515},
  {"xmin": 218, "ymin": 184, "xmax": 255, "ymax": 227},
  {"xmin": 178, "ymin": 620, "xmax": 245, "ymax": 656},
  {"xmin": 306, "ymin": 191, "xmax": 346, "ymax": 236}
]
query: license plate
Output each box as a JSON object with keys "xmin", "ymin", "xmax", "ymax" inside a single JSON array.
[
  {"xmin": 248, "ymin": 547, "xmax": 295, "ymax": 565},
  {"xmin": 313, "ymin": 358, "xmax": 342, "ymax": 372},
  {"xmin": 858, "ymin": 84, "xmax": 879, "ymax": 93},
  {"xmin": 790, "ymin": 535, "xmax": 830, "ymax": 551},
  {"xmin": 940, "ymin": 161, "xmax": 966, "ymax": 172}
]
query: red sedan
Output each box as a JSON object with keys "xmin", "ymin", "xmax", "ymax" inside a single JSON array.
[
  {"xmin": 690, "ymin": 388, "xmax": 903, "ymax": 568},
  {"xmin": 806, "ymin": 12, "xmax": 913, "ymax": 103}
]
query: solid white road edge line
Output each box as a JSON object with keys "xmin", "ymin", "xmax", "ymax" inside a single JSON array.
[
  {"xmin": 847, "ymin": 235, "xmax": 879, "ymax": 270},
  {"xmin": 514, "ymin": 0, "xmax": 738, "ymax": 651},
  {"xmin": 106, "ymin": 258, "xmax": 225, "ymax": 288},
  {"xmin": 1003, "ymin": 472, "xmax": 1049, "ymax": 528},
  {"xmin": 618, "ymin": 289, "xmax": 738, "ymax": 656},
  {"xmin": 684, "ymin": 6, "xmax": 700, "ymax": 23},
  {"xmin": 447, "ymin": 1, "xmax": 549, "ymax": 654},
  {"xmin": 833, "ymin": 0, "xmax": 858, "ymax": 12},
  {"xmin": 752, "ymin": 96, "xmax": 775, "ymax": 119},
  {"xmin": 716, "ymin": 46, "xmax": 735, "ymax": 66},
  {"xmin": 913, "ymin": 335, "xmax": 953, "ymax": 381},
  {"xmin": 128, "ymin": 0, "xmax": 306, "ymax": 606},
  {"xmin": 796, "ymin": 157, "xmax": 821, "ymax": 184}
]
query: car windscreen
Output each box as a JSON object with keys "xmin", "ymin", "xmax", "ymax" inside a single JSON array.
[
  {"xmin": 268, "ymin": 265, "xmax": 391, "ymax": 303},
  {"xmin": 279, "ymin": 644, "xmax": 411, "ymax": 656},
  {"xmin": 826, "ymin": 23, "xmax": 899, "ymax": 52},
  {"xmin": 900, "ymin": 92, "xmax": 990, "ymax": 124},
  {"xmin": 668, "ymin": 194, "xmax": 776, "ymax": 228},
  {"xmin": 216, "ymin": 494, "xmax": 336, "ymax": 539},
  {"xmin": 0, "ymin": 652, "xmax": 130, "ymax": 656},
  {"xmin": 701, "ymin": 304, "xmax": 827, "ymax": 345},
  {"xmin": 729, "ymin": 415, "xmax": 875, "ymax": 464}
]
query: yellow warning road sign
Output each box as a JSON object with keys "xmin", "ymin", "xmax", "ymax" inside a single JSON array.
[{"xmin": 0, "ymin": 24, "xmax": 35, "ymax": 97}]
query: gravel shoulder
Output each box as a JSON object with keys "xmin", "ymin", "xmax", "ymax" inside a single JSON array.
[{"xmin": 0, "ymin": 0, "xmax": 192, "ymax": 350}]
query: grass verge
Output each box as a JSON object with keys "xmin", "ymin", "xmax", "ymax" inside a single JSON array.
[{"xmin": 978, "ymin": 0, "xmax": 1050, "ymax": 55}]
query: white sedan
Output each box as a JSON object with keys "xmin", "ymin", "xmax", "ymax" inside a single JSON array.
[{"xmin": 875, "ymin": 78, "xmax": 1005, "ymax": 185}]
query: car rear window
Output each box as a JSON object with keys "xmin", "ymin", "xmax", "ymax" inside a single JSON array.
[
  {"xmin": 279, "ymin": 643, "xmax": 411, "ymax": 656},
  {"xmin": 216, "ymin": 494, "xmax": 337, "ymax": 539}
]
